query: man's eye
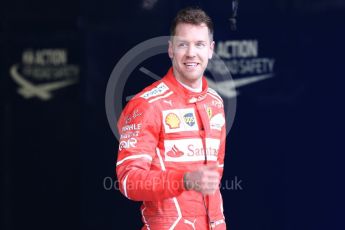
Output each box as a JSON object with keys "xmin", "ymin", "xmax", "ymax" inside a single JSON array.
[
  {"xmin": 196, "ymin": 43, "xmax": 206, "ymax": 48},
  {"xmin": 178, "ymin": 43, "xmax": 187, "ymax": 47}
]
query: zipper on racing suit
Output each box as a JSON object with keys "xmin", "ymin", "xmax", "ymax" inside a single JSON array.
[{"xmin": 196, "ymin": 102, "xmax": 214, "ymax": 230}]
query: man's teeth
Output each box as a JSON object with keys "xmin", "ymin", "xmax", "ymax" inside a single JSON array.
[{"xmin": 185, "ymin": 63, "xmax": 198, "ymax": 66}]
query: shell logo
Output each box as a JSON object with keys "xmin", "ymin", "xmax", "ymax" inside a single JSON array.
[{"xmin": 165, "ymin": 113, "xmax": 180, "ymax": 129}]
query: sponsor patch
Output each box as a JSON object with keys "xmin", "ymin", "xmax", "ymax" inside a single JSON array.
[
  {"xmin": 188, "ymin": 94, "xmax": 207, "ymax": 103},
  {"xmin": 206, "ymin": 107, "xmax": 213, "ymax": 119},
  {"xmin": 210, "ymin": 113, "xmax": 225, "ymax": 131},
  {"xmin": 120, "ymin": 131, "xmax": 140, "ymax": 139},
  {"xmin": 211, "ymin": 99, "xmax": 224, "ymax": 108},
  {"xmin": 125, "ymin": 109, "xmax": 142, "ymax": 124},
  {"xmin": 164, "ymin": 138, "xmax": 219, "ymax": 162},
  {"xmin": 140, "ymin": 82, "xmax": 169, "ymax": 99},
  {"xmin": 119, "ymin": 138, "xmax": 137, "ymax": 151},
  {"xmin": 166, "ymin": 145, "xmax": 184, "ymax": 157},
  {"xmin": 162, "ymin": 108, "xmax": 199, "ymax": 133},
  {"xmin": 163, "ymin": 99, "xmax": 172, "ymax": 106},
  {"xmin": 165, "ymin": 113, "xmax": 180, "ymax": 129},
  {"xmin": 121, "ymin": 123, "xmax": 142, "ymax": 132},
  {"xmin": 183, "ymin": 113, "xmax": 196, "ymax": 127}
]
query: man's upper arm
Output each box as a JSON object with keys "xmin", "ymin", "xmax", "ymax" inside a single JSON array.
[
  {"xmin": 116, "ymin": 98, "xmax": 185, "ymax": 201},
  {"xmin": 116, "ymin": 98, "xmax": 159, "ymax": 180}
]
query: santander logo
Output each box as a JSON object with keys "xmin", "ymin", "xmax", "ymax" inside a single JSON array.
[
  {"xmin": 164, "ymin": 138, "xmax": 219, "ymax": 162},
  {"xmin": 187, "ymin": 144, "xmax": 218, "ymax": 157},
  {"xmin": 166, "ymin": 145, "xmax": 184, "ymax": 157}
]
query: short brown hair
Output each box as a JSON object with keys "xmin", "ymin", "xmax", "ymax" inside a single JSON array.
[{"xmin": 170, "ymin": 7, "xmax": 214, "ymax": 39}]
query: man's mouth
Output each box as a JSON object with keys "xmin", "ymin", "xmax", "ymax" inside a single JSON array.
[{"xmin": 184, "ymin": 62, "xmax": 199, "ymax": 69}]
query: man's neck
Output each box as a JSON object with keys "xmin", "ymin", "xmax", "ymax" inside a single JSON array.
[
  {"xmin": 172, "ymin": 69, "xmax": 203, "ymax": 92},
  {"xmin": 176, "ymin": 78, "xmax": 202, "ymax": 93}
]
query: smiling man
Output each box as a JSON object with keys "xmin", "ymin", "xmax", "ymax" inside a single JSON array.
[
  {"xmin": 116, "ymin": 7, "xmax": 227, "ymax": 229},
  {"xmin": 169, "ymin": 20, "xmax": 214, "ymax": 88}
]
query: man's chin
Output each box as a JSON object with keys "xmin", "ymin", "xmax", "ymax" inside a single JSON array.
[{"xmin": 181, "ymin": 69, "xmax": 202, "ymax": 78}]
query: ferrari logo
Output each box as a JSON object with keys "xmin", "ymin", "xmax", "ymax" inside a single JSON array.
[{"xmin": 206, "ymin": 107, "xmax": 213, "ymax": 119}]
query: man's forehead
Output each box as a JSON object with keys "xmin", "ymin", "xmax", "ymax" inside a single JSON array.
[
  {"xmin": 173, "ymin": 37, "xmax": 208, "ymax": 43},
  {"xmin": 171, "ymin": 35, "xmax": 211, "ymax": 43},
  {"xmin": 172, "ymin": 23, "xmax": 212, "ymax": 41},
  {"xmin": 174, "ymin": 22, "xmax": 209, "ymax": 32}
]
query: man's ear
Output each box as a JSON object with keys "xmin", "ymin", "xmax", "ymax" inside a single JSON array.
[
  {"xmin": 209, "ymin": 41, "xmax": 215, "ymax": 59},
  {"xmin": 168, "ymin": 40, "xmax": 173, "ymax": 59}
]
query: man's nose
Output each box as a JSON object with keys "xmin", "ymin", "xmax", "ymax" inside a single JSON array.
[{"xmin": 186, "ymin": 45, "xmax": 196, "ymax": 57}]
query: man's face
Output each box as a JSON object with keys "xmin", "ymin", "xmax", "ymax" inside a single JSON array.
[{"xmin": 168, "ymin": 23, "xmax": 214, "ymax": 86}]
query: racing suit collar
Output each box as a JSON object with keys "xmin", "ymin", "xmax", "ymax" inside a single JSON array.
[{"xmin": 163, "ymin": 67, "xmax": 208, "ymax": 104}]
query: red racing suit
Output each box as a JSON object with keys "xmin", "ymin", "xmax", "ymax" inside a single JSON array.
[{"xmin": 116, "ymin": 67, "xmax": 227, "ymax": 229}]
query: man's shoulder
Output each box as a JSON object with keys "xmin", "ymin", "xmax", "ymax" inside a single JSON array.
[
  {"xmin": 120, "ymin": 79, "xmax": 172, "ymax": 123},
  {"xmin": 207, "ymin": 87, "xmax": 223, "ymax": 103}
]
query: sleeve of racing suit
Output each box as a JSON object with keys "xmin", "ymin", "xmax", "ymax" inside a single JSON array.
[
  {"xmin": 217, "ymin": 112, "xmax": 226, "ymax": 178},
  {"xmin": 116, "ymin": 98, "xmax": 186, "ymax": 201}
]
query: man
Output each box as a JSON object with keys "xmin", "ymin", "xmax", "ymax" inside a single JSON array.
[{"xmin": 116, "ymin": 7, "xmax": 227, "ymax": 230}]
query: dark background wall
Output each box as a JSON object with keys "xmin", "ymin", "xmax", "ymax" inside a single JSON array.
[{"xmin": 1, "ymin": 0, "xmax": 345, "ymax": 229}]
